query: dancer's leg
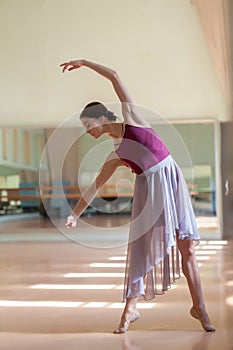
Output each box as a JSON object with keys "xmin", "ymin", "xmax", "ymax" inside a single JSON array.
[
  {"xmin": 176, "ymin": 237, "xmax": 204, "ymax": 308},
  {"xmin": 123, "ymin": 296, "xmax": 138, "ymax": 313},
  {"xmin": 113, "ymin": 297, "xmax": 140, "ymax": 334},
  {"xmin": 176, "ymin": 235, "xmax": 215, "ymax": 331}
]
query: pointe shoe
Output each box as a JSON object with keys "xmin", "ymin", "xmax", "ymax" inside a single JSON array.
[
  {"xmin": 190, "ymin": 306, "xmax": 216, "ymax": 332},
  {"xmin": 113, "ymin": 310, "xmax": 140, "ymax": 334}
]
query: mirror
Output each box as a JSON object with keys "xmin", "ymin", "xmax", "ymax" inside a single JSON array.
[{"xmin": 0, "ymin": 120, "xmax": 221, "ymax": 239}]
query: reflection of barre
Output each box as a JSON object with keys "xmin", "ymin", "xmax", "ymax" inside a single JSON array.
[
  {"xmin": 1, "ymin": 186, "xmax": 133, "ymax": 200},
  {"xmin": 2, "ymin": 193, "xmax": 134, "ymax": 200},
  {"xmin": 41, "ymin": 192, "xmax": 133, "ymax": 199}
]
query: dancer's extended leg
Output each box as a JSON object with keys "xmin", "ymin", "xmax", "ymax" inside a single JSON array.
[{"xmin": 176, "ymin": 235, "xmax": 215, "ymax": 332}]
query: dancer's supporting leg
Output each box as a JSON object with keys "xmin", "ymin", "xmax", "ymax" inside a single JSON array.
[
  {"xmin": 113, "ymin": 297, "xmax": 140, "ymax": 334},
  {"xmin": 176, "ymin": 234, "xmax": 215, "ymax": 332}
]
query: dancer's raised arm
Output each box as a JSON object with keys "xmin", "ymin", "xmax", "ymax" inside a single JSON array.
[{"xmin": 60, "ymin": 59, "xmax": 150, "ymax": 127}]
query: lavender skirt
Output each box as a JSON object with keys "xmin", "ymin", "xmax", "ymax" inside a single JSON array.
[{"xmin": 123, "ymin": 155, "xmax": 200, "ymax": 301}]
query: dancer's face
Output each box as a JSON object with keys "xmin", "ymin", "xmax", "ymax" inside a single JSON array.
[{"xmin": 81, "ymin": 116, "xmax": 106, "ymax": 139}]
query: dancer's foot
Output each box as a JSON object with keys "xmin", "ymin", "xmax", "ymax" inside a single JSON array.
[
  {"xmin": 113, "ymin": 310, "xmax": 140, "ymax": 334},
  {"xmin": 190, "ymin": 306, "xmax": 216, "ymax": 332}
]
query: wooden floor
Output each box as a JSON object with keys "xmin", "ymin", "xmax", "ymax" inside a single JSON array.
[{"xmin": 0, "ymin": 215, "xmax": 232, "ymax": 349}]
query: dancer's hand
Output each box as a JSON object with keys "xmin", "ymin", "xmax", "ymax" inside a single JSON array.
[
  {"xmin": 60, "ymin": 59, "xmax": 84, "ymax": 73},
  {"xmin": 66, "ymin": 214, "xmax": 78, "ymax": 228}
]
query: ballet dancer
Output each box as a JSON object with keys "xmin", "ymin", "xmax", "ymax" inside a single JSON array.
[{"xmin": 60, "ymin": 59, "xmax": 215, "ymax": 333}]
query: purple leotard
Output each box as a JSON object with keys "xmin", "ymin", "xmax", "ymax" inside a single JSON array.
[{"xmin": 115, "ymin": 124, "xmax": 170, "ymax": 175}]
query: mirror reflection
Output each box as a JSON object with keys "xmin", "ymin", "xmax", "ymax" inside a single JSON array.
[
  {"xmin": 0, "ymin": 121, "xmax": 218, "ymax": 238},
  {"xmin": 154, "ymin": 122, "xmax": 216, "ymax": 218}
]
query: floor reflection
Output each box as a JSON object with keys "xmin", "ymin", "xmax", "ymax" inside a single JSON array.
[
  {"xmin": 0, "ymin": 217, "xmax": 232, "ymax": 349},
  {"xmin": 117, "ymin": 331, "xmax": 218, "ymax": 350},
  {"xmin": 192, "ymin": 332, "xmax": 215, "ymax": 350},
  {"xmin": 119, "ymin": 335, "xmax": 141, "ymax": 350}
]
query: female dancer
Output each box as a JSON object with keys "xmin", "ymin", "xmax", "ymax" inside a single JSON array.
[{"xmin": 60, "ymin": 59, "xmax": 215, "ymax": 333}]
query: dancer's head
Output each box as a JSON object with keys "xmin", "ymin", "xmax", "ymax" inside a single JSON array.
[{"xmin": 80, "ymin": 102, "xmax": 117, "ymax": 138}]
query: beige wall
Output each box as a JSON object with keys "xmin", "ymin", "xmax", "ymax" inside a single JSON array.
[{"xmin": 0, "ymin": 0, "xmax": 230, "ymax": 127}]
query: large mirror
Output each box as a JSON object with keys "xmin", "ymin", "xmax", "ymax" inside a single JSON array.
[{"xmin": 0, "ymin": 120, "xmax": 221, "ymax": 239}]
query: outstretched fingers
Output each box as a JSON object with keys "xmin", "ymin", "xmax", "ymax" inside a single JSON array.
[
  {"xmin": 60, "ymin": 62, "xmax": 72, "ymax": 73},
  {"xmin": 65, "ymin": 214, "xmax": 78, "ymax": 228},
  {"xmin": 60, "ymin": 60, "xmax": 82, "ymax": 73}
]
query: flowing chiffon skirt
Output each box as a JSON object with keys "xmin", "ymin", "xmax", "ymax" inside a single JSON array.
[{"xmin": 123, "ymin": 155, "xmax": 200, "ymax": 301}]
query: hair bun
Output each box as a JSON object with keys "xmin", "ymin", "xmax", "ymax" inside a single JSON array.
[
  {"xmin": 106, "ymin": 110, "xmax": 117, "ymax": 121},
  {"xmin": 80, "ymin": 101, "xmax": 117, "ymax": 122}
]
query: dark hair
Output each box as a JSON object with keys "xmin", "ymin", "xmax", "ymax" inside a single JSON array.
[{"xmin": 80, "ymin": 102, "xmax": 117, "ymax": 121}]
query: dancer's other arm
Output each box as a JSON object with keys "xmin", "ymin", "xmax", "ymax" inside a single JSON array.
[{"xmin": 66, "ymin": 152, "xmax": 123, "ymax": 228}]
